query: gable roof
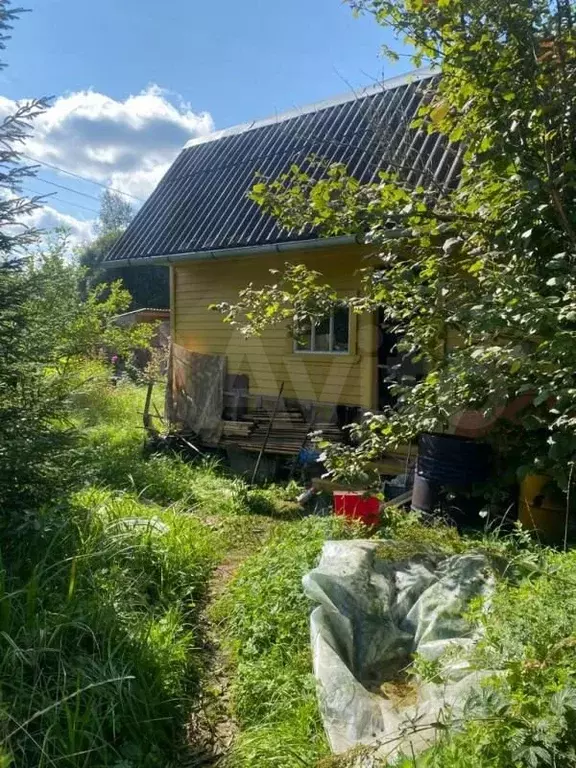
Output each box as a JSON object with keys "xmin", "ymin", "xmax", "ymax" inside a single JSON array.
[{"xmin": 106, "ymin": 69, "xmax": 460, "ymax": 266}]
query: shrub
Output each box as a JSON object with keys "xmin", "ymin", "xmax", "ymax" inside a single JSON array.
[{"xmin": 416, "ymin": 549, "xmax": 576, "ymax": 768}]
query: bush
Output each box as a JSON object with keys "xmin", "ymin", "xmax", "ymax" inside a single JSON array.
[{"xmin": 413, "ymin": 549, "xmax": 576, "ymax": 768}]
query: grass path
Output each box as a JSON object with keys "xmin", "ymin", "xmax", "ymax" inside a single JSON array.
[{"xmin": 184, "ymin": 515, "xmax": 285, "ymax": 767}]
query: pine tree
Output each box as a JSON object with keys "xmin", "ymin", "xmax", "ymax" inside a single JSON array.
[{"xmin": 0, "ymin": 1, "xmax": 55, "ymax": 513}]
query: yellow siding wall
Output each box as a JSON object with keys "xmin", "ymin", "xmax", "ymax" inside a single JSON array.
[{"xmin": 172, "ymin": 245, "xmax": 376, "ymax": 408}]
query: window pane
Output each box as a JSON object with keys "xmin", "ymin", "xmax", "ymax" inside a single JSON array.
[
  {"xmin": 314, "ymin": 316, "xmax": 330, "ymax": 351},
  {"xmin": 295, "ymin": 318, "xmax": 312, "ymax": 351},
  {"xmin": 333, "ymin": 307, "xmax": 349, "ymax": 352}
]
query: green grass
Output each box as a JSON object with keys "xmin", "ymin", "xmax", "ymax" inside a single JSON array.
[
  {"xmin": 404, "ymin": 547, "xmax": 576, "ymax": 768},
  {"xmin": 0, "ymin": 365, "xmax": 242, "ymax": 767},
  {"xmin": 0, "ymin": 486, "xmax": 218, "ymax": 767},
  {"xmin": 216, "ymin": 516, "xmax": 365, "ymax": 768},
  {"xmin": 71, "ymin": 364, "xmax": 304, "ymax": 517},
  {"xmin": 0, "ymin": 364, "xmax": 314, "ymax": 767},
  {"xmin": 216, "ymin": 510, "xmax": 467, "ymax": 768},
  {"xmin": 218, "ymin": 503, "xmax": 576, "ymax": 768},
  {"xmin": 12, "ymin": 363, "xmax": 574, "ymax": 768}
]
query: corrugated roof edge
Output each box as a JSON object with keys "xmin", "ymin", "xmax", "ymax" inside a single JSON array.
[
  {"xmin": 184, "ymin": 67, "xmax": 435, "ymax": 150},
  {"xmin": 114, "ymin": 308, "xmax": 170, "ymax": 317}
]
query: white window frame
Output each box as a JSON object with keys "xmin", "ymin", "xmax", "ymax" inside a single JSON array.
[{"xmin": 293, "ymin": 308, "xmax": 350, "ymax": 355}]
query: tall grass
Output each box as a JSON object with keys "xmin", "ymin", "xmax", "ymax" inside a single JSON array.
[
  {"xmin": 0, "ymin": 365, "xmax": 233, "ymax": 766},
  {"xmin": 71, "ymin": 363, "xmax": 301, "ymax": 517},
  {"xmin": 217, "ymin": 517, "xmax": 364, "ymax": 768},
  {"xmin": 0, "ymin": 486, "xmax": 218, "ymax": 767}
]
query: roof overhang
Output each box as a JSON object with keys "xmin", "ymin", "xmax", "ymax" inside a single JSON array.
[{"xmin": 104, "ymin": 234, "xmax": 365, "ymax": 269}]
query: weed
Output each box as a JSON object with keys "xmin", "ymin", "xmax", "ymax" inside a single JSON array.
[
  {"xmin": 385, "ymin": 547, "xmax": 576, "ymax": 768},
  {"xmin": 244, "ymin": 482, "xmax": 305, "ymax": 519},
  {"xmin": 376, "ymin": 507, "xmax": 466, "ymax": 558},
  {"xmin": 71, "ymin": 367, "xmax": 305, "ymax": 519}
]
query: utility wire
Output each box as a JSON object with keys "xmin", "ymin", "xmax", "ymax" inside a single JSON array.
[
  {"xmin": 21, "ymin": 153, "xmax": 144, "ymax": 202},
  {"xmin": 22, "ymin": 186, "xmax": 100, "ymax": 216},
  {"xmin": 33, "ymin": 175, "xmax": 102, "ymax": 203}
]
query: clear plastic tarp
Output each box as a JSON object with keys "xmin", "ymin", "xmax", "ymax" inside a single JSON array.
[{"xmin": 303, "ymin": 540, "xmax": 494, "ymax": 764}]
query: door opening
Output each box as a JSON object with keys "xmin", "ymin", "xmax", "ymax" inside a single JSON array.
[{"xmin": 377, "ymin": 309, "xmax": 423, "ymax": 410}]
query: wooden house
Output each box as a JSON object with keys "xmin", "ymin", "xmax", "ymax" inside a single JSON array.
[{"xmin": 104, "ymin": 69, "xmax": 461, "ymax": 466}]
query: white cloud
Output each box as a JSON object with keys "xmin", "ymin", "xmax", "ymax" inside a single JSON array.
[
  {"xmin": 23, "ymin": 205, "xmax": 97, "ymax": 246},
  {"xmin": 0, "ymin": 84, "xmax": 214, "ymax": 243},
  {"xmin": 1, "ymin": 187, "xmax": 97, "ymax": 250},
  {"xmin": 0, "ymin": 84, "xmax": 214, "ymax": 200}
]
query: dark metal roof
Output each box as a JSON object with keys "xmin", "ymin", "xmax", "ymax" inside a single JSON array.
[{"xmin": 106, "ymin": 69, "xmax": 460, "ymax": 264}]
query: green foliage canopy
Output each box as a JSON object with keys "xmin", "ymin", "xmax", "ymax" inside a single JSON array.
[
  {"xmin": 78, "ymin": 191, "xmax": 170, "ymax": 310},
  {"xmin": 218, "ymin": 0, "xmax": 576, "ymax": 487}
]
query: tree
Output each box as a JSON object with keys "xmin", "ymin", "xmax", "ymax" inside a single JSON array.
[
  {"xmin": 1, "ymin": 229, "xmax": 155, "ymax": 516},
  {"xmin": 27, "ymin": 233, "xmax": 154, "ymax": 369},
  {"xmin": 0, "ymin": 0, "xmax": 60, "ymax": 514},
  {"xmin": 78, "ymin": 189, "xmax": 134, "ymax": 290},
  {"xmin": 216, "ymin": 0, "xmax": 576, "ymax": 490},
  {"xmin": 97, "ymin": 188, "xmax": 133, "ymax": 235},
  {"xmin": 0, "ymin": 0, "xmax": 154, "ymax": 515},
  {"xmin": 78, "ymin": 190, "xmax": 169, "ymax": 309}
]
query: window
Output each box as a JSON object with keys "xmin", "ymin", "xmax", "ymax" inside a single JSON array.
[{"xmin": 294, "ymin": 306, "xmax": 350, "ymax": 354}]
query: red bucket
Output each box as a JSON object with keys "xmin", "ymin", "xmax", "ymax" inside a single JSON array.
[{"xmin": 333, "ymin": 491, "xmax": 380, "ymax": 527}]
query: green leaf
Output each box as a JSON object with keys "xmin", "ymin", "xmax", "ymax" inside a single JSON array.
[
  {"xmin": 430, "ymin": 101, "xmax": 450, "ymax": 124},
  {"xmin": 533, "ymin": 392, "xmax": 550, "ymax": 406},
  {"xmin": 449, "ymin": 125, "xmax": 464, "ymax": 143}
]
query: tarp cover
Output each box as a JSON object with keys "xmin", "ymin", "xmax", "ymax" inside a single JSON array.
[
  {"xmin": 167, "ymin": 344, "xmax": 225, "ymax": 444},
  {"xmin": 303, "ymin": 540, "xmax": 494, "ymax": 764}
]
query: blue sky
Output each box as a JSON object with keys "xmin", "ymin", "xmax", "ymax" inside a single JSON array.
[{"xmin": 0, "ymin": 0, "xmax": 410, "ymax": 241}]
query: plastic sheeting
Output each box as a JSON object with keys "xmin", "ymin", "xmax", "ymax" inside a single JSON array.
[
  {"xmin": 167, "ymin": 344, "xmax": 225, "ymax": 444},
  {"xmin": 303, "ymin": 540, "xmax": 494, "ymax": 764}
]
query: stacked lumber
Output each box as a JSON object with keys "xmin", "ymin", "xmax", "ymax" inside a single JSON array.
[
  {"xmin": 221, "ymin": 420, "xmax": 256, "ymax": 439},
  {"xmin": 220, "ymin": 409, "xmax": 344, "ymax": 455}
]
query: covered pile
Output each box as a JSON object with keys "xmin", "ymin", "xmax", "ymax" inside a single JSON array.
[{"xmin": 303, "ymin": 540, "xmax": 495, "ymax": 763}]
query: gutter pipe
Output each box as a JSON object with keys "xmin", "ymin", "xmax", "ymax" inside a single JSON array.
[{"xmin": 103, "ymin": 234, "xmax": 361, "ymax": 269}]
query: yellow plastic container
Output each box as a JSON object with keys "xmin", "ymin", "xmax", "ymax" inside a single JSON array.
[{"xmin": 518, "ymin": 474, "xmax": 566, "ymax": 541}]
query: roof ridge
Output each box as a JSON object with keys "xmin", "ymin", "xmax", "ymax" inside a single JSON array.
[{"xmin": 184, "ymin": 67, "xmax": 435, "ymax": 150}]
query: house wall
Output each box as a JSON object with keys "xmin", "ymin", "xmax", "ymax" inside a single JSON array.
[{"xmin": 171, "ymin": 244, "xmax": 377, "ymax": 409}]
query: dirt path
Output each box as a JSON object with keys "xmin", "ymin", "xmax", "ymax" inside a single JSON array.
[
  {"xmin": 183, "ymin": 517, "xmax": 280, "ymax": 766},
  {"xmin": 185, "ymin": 556, "xmax": 243, "ymax": 765}
]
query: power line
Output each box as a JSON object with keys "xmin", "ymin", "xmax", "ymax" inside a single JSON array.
[
  {"xmin": 21, "ymin": 153, "xmax": 144, "ymax": 203},
  {"xmin": 22, "ymin": 186, "xmax": 100, "ymax": 216},
  {"xmin": 34, "ymin": 176, "xmax": 103, "ymax": 203}
]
